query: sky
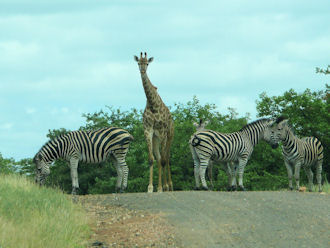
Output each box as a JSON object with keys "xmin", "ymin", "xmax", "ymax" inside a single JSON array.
[{"xmin": 0, "ymin": 0, "xmax": 329, "ymax": 160}]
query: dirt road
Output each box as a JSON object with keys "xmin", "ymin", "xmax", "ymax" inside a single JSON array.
[{"xmin": 79, "ymin": 191, "xmax": 330, "ymax": 248}]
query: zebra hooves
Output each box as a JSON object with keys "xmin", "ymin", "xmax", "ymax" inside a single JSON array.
[
  {"xmin": 71, "ymin": 187, "xmax": 79, "ymax": 195},
  {"xmin": 115, "ymin": 187, "xmax": 125, "ymax": 194},
  {"xmin": 194, "ymin": 186, "xmax": 201, "ymax": 191},
  {"xmin": 238, "ymin": 186, "xmax": 246, "ymax": 191},
  {"xmin": 289, "ymin": 187, "xmax": 293, "ymax": 191},
  {"xmin": 228, "ymin": 185, "xmax": 237, "ymax": 191},
  {"xmin": 201, "ymin": 186, "xmax": 209, "ymax": 191}
]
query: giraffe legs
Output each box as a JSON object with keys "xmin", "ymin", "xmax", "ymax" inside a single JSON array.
[
  {"xmin": 144, "ymin": 129, "xmax": 154, "ymax": 193},
  {"xmin": 144, "ymin": 117, "xmax": 174, "ymax": 193},
  {"xmin": 153, "ymin": 136, "xmax": 163, "ymax": 192},
  {"xmin": 161, "ymin": 131, "xmax": 173, "ymax": 191}
]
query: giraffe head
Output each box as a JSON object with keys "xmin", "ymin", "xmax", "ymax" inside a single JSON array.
[{"xmin": 134, "ymin": 52, "xmax": 154, "ymax": 74}]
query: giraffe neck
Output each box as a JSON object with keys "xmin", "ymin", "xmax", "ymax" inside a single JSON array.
[{"xmin": 141, "ymin": 72, "xmax": 161, "ymax": 111}]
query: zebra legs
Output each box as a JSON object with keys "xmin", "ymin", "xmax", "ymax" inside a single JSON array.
[
  {"xmin": 294, "ymin": 162, "xmax": 302, "ymax": 190},
  {"xmin": 112, "ymin": 150, "xmax": 130, "ymax": 193},
  {"xmin": 190, "ymin": 145, "xmax": 201, "ymax": 189},
  {"xmin": 69, "ymin": 157, "xmax": 79, "ymax": 195},
  {"xmin": 304, "ymin": 166, "xmax": 314, "ymax": 192},
  {"xmin": 191, "ymin": 145, "xmax": 209, "ymax": 190},
  {"xmin": 284, "ymin": 160, "xmax": 294, "ymax": 190},
  {"xmin": 198, "ymin": 158, "xmax": 210, "ymax": 190},
  {"xmin": 237, "ymin": 158, "xmax": 247, "ymax": 191},
  {"xmin": 113, "ymin": 161, "xmax": 129, "ymax": 193},
  {"xmin": 316, "ymin": 159, "xmax": 323, "ymax": 192},
  {"xmin": 208, "ymin": 160, "xmax": 214, "ymax": 189},
  {"xmin": 225, "ymin": 162, "xmax": 237, "ymax": 191}
]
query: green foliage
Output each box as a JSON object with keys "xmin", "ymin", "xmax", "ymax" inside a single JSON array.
[
  {"xmin": 0, "ymin": 153, "xmax": 16, "ymax": 174},
  {"xmin": 316, "ymin": 65, "xmax": 330, "ymax": 75},
  {"xmin": 13, "ymin": 86, "xmax": 328, "ymax": 193},
  {"xmin": 256, "ymin": 85, "xmax": 329, "ymax": 182}
]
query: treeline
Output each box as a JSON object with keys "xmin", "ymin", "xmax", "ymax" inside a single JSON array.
[{"xmin": 1, "ymin": 85, "xmax": 329, "ymax": 194}]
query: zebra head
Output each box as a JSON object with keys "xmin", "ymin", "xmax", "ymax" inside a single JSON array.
[
  {"xmin": 270, "ymin": 116, "xmax": 289, "ymax": 143},
  {"xmin": 193, "ymin": 119, "xmax": 209, "ymax": 131},
  {"xmin": 134, "ymin": 52, "xmax": 154, "ymax": 74},
  {"xmin": 33, "ymin": 153, "xmax": 51, "ymax": 186},
  {"xmin": 262, "ymin": 118, "xmax": 280, "ymax": 149}
]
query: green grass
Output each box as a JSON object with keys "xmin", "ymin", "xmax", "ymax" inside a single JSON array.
[
  {"xmin": 0, "ymin": 174, "xmax": 90, "ymax": 248},
  {"xmin": 318, "ymin": 180, "xmax": 330, "ymax": 193}
]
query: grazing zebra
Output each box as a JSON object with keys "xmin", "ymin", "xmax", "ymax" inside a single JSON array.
[
  {"xmin": 191, "ymin": 119, "xmax": 237, "ymax": 190},
  {"xmin": 33, "ymin": 127, "xmax": 134, "ymax": 194},
  {"xmin": 270, "ymin": 117, "xmax": 323, "ymax": 192},
  {"xmin": 190, "ymin": 118, "xmax": 278, "ymax": 191}
]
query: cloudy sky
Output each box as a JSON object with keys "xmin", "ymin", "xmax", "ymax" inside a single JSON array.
[{"xmin": 0, "ymin": 0, "xmax": 329, "ymax": 160}]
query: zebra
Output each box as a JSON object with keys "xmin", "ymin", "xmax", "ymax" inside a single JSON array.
[
  {"xmin": 270, "ymin": 117, "xmax": 323, "ymax": 192},
  {"xmin": 191, "ymin": 119, "xmax": 237, "ymax": 190},
  {"xmin": 190, "ymin": 118, "xmax": 278, "ymax": 191},
  {"xmin": 33, "ymin": 127, "xmax": 134, "ymax": 194}
]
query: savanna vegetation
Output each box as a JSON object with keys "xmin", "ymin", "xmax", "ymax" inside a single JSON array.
[
  {"xmin": 2, "ymin": 84, "xmax": 328, "ymax": 194},
  {"xmin": 0, "ymin": 173, "xmax": 90, "ymax": 248}
]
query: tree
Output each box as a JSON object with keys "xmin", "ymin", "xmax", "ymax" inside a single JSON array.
[
  {"xmin": 316, "ymin": 65, "xmax": 330, "ymax": 75},
  {"xmin": 0, "ymin": 153, "xmax": 16, "ymax": 174},
  {"xmin": 20, "ymin": 96, "xmax": 297, "ymax": 193}
]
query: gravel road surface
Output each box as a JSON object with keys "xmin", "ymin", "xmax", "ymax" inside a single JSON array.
[{"xmin": 81, "ymin": 191, "xmax": 330, "ymax": 248}]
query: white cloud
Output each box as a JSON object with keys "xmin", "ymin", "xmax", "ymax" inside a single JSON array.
[
  {"xmin": 284, "ymin": 37, "xmax": 330, "ymax": 60},
  {"xmin": 0, "ymin": 0, "xmax": 329, "ymax": 160},
  {"xmin": 0, "ymin": 123, "xmax": 13, "ymax": 130},
  {"xmin": 0, "ymin": 41, "xmax": 40, "ymax": 65},
  {"xmin": 25, "ymin": 107, "xmax": 36, "ymax": 114}
]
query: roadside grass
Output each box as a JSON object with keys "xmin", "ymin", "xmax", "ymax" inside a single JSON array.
[
  {"xmin": 279, "ymin": 180, "xmax": 330, "ymax": 193},
  {"xmin": 0, "ymin": 174, "xmax": 91, "ymax": 248},
  {"xmin": 319, "ymin": 180, "xmax": 330, "ymax": 193}
]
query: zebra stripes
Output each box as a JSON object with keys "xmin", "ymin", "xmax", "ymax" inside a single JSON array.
[
  {"xmin": 34, "ymin": 127, "xmax": 133, "ymax": 194},
  {"xmin": 190, "ymin": 118, "xmax": 278, "ymax": 191},
  {"xmin": 192, "ymin": 119, "xmax": 237, "ymax": 190},
  {"xmin": 271, "ymin": 117, "xmax": 323, "ymax": 192}
]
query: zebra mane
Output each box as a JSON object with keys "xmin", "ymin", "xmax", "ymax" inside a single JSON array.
[
  {"xmin": 239, "ymin": 118, "xmax": 271, "ymax": 131},
  {"xmin": 34, "ymin": 133, "xmax": 65, "ymax": 162},
  {"xmin": 275, "ymin": 115, "xmax": 287, "ymax": 124}
]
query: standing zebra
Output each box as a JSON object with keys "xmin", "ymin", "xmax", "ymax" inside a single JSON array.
[
  {"xmin": 270, "ymin": 117, "xmax": 323, "ymax": 192},
  {"xmin": 190, "ymin": 118, "xmax": 278, "ymax": 191},
  {"xmin": 191, "ymin": 119, "xmax": 237, "ymax": 190},
  {"xmin": 34, "ymin": 127, "xmax": 134, "ymax": 194}
]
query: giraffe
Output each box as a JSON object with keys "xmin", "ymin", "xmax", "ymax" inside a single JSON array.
[{"xmin": 134, "ymin": 52, "xmax": 174, "ymax": 193}]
